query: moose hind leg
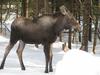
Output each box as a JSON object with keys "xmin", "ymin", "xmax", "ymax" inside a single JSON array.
[
  {"xmin": 16, "ymin": 40, "xmax": 25, "ymax": 70},
  {"xmin": 0, "ymin": 43, "xmax": 14, "ymax": 69}
]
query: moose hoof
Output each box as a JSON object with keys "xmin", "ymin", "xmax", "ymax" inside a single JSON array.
[
  {"xmin": 49, "ymin": 69, "xmax": 53, "ymax": 72},
  {"xmin": 0, "ymin": 66, "xmax": 4, "ymax": 69},
  {"xmin": 44, "ymin": 70, "xmax": 49, "ymax": 73},
  {"xmin": 21, "ymin": 67, "xmax": 26, "ymax": 70}
]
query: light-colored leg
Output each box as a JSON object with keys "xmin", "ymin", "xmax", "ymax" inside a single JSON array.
[{"xmin": 16, "ymin": 40, "xmax": 25, "ymax": 70}]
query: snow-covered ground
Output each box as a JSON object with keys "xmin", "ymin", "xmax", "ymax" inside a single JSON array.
[
  {"xmin": 0, "ymin": 35, "xmax": 100, "ymax": 75},
  {"xmin": 55, "ymin": 49, "xmax": 100, "ymax": 75}
]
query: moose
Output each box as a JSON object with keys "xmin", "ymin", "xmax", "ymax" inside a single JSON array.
[{"xmin": 0, "ymin": 6, "xmax": 80, "ymax": 73}]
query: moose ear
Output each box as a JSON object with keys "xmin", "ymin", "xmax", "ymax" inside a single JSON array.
[
  {"xmin": 59, "ymin": 5, "xmax": 67, "ymax": 15},
  {"xmin": 59, "ymin": 5, "xmax": 70, "ymax": 18}
]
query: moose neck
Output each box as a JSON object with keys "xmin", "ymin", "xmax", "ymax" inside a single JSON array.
[{"xmin": 54, "ymin": 15, "xmax": 66, "ymax": 35}]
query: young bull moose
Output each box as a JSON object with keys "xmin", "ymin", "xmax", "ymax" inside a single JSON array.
[{"xmin": 0, "ymin": 6, "xmax": 80, "ymax": 73}]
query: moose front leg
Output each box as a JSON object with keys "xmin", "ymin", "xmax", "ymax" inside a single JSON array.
[
  {"xmin": 43, "ymin": 43, "xmax": 53, "ymax": 73},
  {"xmin": 49, "ymin": 49, "xmax": 53, "ymax": 72}
]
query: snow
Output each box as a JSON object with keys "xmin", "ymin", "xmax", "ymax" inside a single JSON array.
[
  {"xmin": 1, "ymin": 12, "xmax": 16, "ymax": 31},
  {"xmin": 0, "ymin": 36, "xmax": 9, "ymax": 42},
  {"xmin": 3, "ymin": 12, "xmax": 16, "ymax": 24},
  {"xmin": 55, "ymin": 49, "xmax": 100, "ymax": 75}
]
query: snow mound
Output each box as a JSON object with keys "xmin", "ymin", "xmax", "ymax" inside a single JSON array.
[
  {"xmin": 55, "ymin": 49, "xmax": 100, "ymax": 75},
  {"xmin": 0, "ymin": 36, "xmax": 9, "ymax": 42}
]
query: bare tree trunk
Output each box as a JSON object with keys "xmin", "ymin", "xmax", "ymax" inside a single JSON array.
[
  {"xmin": 92, "ymin": 0, "xmax": 99, "ymax": 54},
  {"xmin": 32, "ymin": 0, "xmax": 39, "ymax": 17},
  {"xmin": 92, "ymin": 16, "xmax": 98, "ymax": 54},
  {"xmin": 0, "ymin": 4, "xmax": 2, "ymax": 33},
  {"xmin": 21, "ymin": 0, "xmax": 29, "ymax": 18},
  {"xmin": 44, "ymin": 0, "xmax": 48, "ymax": 14},
  {"xmin": 26, "ymin": 0, "xmax": 29, "ymax": 18},
  {"xmin": 68, "ymin": 28, "xmax": 72, "ymax": 49},
  {"xmin": 44, "ymin": 0, "xmax": 52, "ymax": 14},
  {"xmin": 80, "ymin": 0, "xmax": 92, "ymax": 52},
  {"xmin": 51, "ymin": 0, "xmax": 56, "ymax": 13},
  {"xmin": 88, "ymin": 18, "xmax": 92, "ymax": 42},
  {"xmin": 78, "ymin": 11, "xmax": 81, "ymax": 42},
  {"xmin": 21, "ymin": 0, "xmax": 25, "ymax": 16},
  {"xmin": 16, "ymin": 1, "xmax": 19, "ymax": 18},
  {"xmin": 88, "ymin": 2, "xmax": 92, "ymax": 42},
  {"xmin": 35, "ymin": 0, "xmax": 39, "ymax": 15}
]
